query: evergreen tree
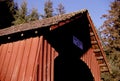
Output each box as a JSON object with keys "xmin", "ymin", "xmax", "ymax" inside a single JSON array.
[
  {"xmin": 28, "ymin": 8, "xmax": 39, "ymax": 22},
  {"xmin": 13, "ymin": 1, "xmax": 39, "ymax": 25},
  {"xmin": 42, "ymin": 0, "xmax": 53, "ymax": 18},
  {"xmin": 100, "ymin": 0, "xmax": 120, "ymax": 81},
  {"xmin": 0, "ymin": 0, "xmax": 17, "ymax": 29},
  {"xmin": 56, "ymin": 3, "xmax": 65, "ymax": 15},
  {"xmin": 13, "ymin": 1, "xmax": 27, "ymax": 25},
  {"xmin": 41, "ymin": 1, "xmax": 66, "ymax": 18}
]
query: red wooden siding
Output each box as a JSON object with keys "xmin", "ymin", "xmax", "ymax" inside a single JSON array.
[
  {"xmin": 36, "ymin": 36, "xmax": 58, "ymax": 81},
  {"xmin": 81, "ymin": 48, "xmax": 101, "ymax": 81},
  {"xmin": 0, "ymin": 36, "xmax": 58, "ymax": 81},
  {"xmin": 0, "ymin": 37, "xmax": 38, "ymax": 81},
  {"xmin": 0, "ymin": 36, "xmax": 100, "ymax": 81}
]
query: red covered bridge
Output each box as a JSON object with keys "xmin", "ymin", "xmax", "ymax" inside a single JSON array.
[{"xmin": 0, "ymin": 9, "xmax": 110, "ymax": 81}]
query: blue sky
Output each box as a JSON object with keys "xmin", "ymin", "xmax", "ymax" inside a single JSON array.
[{"xmin": 14, "ymin": 0, "xmax": 113, "ymax": 28}]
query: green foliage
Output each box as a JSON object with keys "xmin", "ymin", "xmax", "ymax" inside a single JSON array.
[
  {"xmin": 0, "ymin": 0, "xmax": 65, "ymax": 27},
  {"xmin": 13, "ymin": 1, "xmax": 39, "ymax": 25},
  {"xmin": 0, "ymin": 0, "xmax": 17, "ymax": 28},
  {"xmin": 28, "ymin": 8, "xmax": 39, "ymax": 21},
  {"xmin": 100, "ymin": 0, "xmax": 120, "ymax": 80},
  {"xmin": 13, "ymin": 1, "xmax": 27, "ymax": 25}
]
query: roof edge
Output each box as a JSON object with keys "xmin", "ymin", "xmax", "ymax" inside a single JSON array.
[
  {"xmin": 86, "ymin": 13, "xmax": 111, "ymax": 73},
  {"xmin": 0, "ymin": 9, "xmax": 88, "ymax": 37}
]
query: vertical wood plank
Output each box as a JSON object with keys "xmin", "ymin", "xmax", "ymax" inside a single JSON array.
[
  {"xmin": 0, "ymin": 44, "xmax": 3, "ymax": 57},
  {"xmin": 38, "ymin": 36, "xmax": 43, "ymax": 81},
  {"xmin": 4, "ymin": 41, "xmax": 20, "ymax": 81},
  {"xmin": 51, "ymin": 48, "xmax": 58, "ymax": 81},
  {"xmin": 17, "ymin": 38, "xmax": 32, "ymax": 81},
  {"xmin": 11, "ymin": 40, "xmax": 25, "ymax": 81},
  {"xmin": 80, "ymin": 48, "xmax": 101, "ymax": 81},
  {"xmin": 0, "ymin": 44, "xmax": 9, "ymax": 79},
  {"xmin": 0, "ymin": 43, "xmax": 13, "ymax": 81},
  {"xmin": 50, "ymin": 48, "xmax": 54, "ymax": 81},
  {"xmin": 31, "ymin": 37, "xmax": 42, "ymax": 81},
  {"xmin": 24, "ymin": 37, "xmax": 39, "ymax": 81},
  {"xmin": 43, "ymin": 39, "xmax": 47, "ymax": 81},
  {"xmin": 89, "ymin": 50, "xmax": 92, "ymax": 69},
  {"xmin": 47, "ymin": 43, "xmax": 51, "ymax": 81}
]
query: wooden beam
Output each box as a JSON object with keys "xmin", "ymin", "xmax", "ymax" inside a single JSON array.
[
  {"xmin": 93, "ymin": 49, "xmax": 100, "ymax": 52},
  {"xmin": 99, "ymin": 63, "xmax": 106, "ymax": 67},
  {"xmin": 90, "ymin": 32, "xmax": 94, "ymax": 36},
  {"xmin": 96, "ymin": 56, "xmax": 104, "ymax": 60},
  {"xmin": 91, "ymin": 41, "xmax": 97, "ymax": 44},
  {"xmin": 100, "ymin": 67, "xmax": 109, "ymax": 72},
  {"xmin": 87, "ymin": 13, "xmax": 110, "ymax": 73}
]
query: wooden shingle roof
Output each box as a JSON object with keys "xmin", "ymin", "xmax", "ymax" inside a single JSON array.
[
  {"xmin": 0, "ymin": 9, "xmax": 87, "ymax": 36},
  {"xmin": 0, "ymin": 9, "xmax": 110, "ymax": 73}
]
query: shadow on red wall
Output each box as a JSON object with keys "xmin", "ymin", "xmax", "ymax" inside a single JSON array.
[{"xmin": 44, "ymin": 18, "xmax": 94, "ymax": 81}]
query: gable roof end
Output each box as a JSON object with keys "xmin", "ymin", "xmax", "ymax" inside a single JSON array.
[{"xmin": 0, "ymin": 9, "xmax": 110, "ymax": 73}]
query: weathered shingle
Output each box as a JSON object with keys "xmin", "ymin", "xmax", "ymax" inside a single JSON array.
[{"xmin": 0, "ymin": 9, "xmax": 88, "ymax": 36}]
